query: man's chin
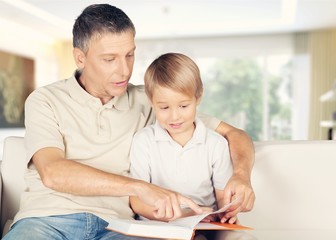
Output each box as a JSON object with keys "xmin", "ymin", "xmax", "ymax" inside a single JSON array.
[{"xmin": 110, "ymin": 87, "xmax": 128, "ymax": 97}]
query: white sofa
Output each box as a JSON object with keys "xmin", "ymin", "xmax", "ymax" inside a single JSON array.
[
  {"xmin": 239, "ymin": 140, "xmax": 336, "ymax": 239},
  {"xmin": 1, "ymin": 136, "xmax": 336, "ymax": 239}
]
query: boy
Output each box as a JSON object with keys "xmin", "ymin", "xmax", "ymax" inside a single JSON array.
[{"xmin": 130, "ymin": 53, "xmax": 238, "ymax": 239}]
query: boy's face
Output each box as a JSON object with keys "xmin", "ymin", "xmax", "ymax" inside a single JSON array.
[
  {"xmin": 152, "ymin": 86, "xmax": 200, "ymax": 140},
  {"xmin": 74, "ymin": 31, "xmax": 136, "ymax": 103}
]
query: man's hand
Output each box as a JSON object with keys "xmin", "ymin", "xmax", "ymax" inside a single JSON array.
[
  {"xmin": 135, "ymin": 181, "xmax": 203, "ymax": 221},
  {"xmin": 220, "ymin": 173, "xmax": 255, "ymax": 222},
  {"xmin": 213, "ymin": 121, "xmax": 255, "ymax": 220}
]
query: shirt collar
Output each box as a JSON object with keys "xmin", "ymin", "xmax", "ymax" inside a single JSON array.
[
  {"xmin": 154, "ymin": 117, "xmax": 206, "ymax": 145},
  {"xmin": 66, "ymin": 72, "xmax": 130, "ymax": 111}
]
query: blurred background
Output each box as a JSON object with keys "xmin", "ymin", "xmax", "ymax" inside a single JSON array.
[{"xmin": 1, "ymin": 0, "xmax": 336, "ymax": 158}]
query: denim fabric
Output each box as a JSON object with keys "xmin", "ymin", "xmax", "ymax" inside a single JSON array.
[{"xmin": 2, "ymin": 213, "xmax": 156, "ymax": 240}]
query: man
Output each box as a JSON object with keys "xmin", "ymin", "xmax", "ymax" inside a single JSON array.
[{"xmin": 3, "ymin": 4, "xmax": 255, "ymax": 239}]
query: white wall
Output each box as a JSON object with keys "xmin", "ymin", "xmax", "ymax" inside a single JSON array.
[{"xmin": 0, "ymin": 20, "xmax": 59, "ymax": 87}]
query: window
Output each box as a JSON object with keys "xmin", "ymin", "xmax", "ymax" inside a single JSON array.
[
  {"xmin": 131, "ymin": 34, "xmax": 310, "ymax": 141},
  {"xmin": 198, "ymin": 55, "xmax": 293, "ymax": 141}
]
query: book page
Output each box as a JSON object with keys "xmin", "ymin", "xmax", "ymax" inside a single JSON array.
[{"xmin": 169, "ymin": 197, "xmax": 239, "ymax": 229}]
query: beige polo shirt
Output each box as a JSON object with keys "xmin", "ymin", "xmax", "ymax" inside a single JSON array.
[{"xmin": 14, "ymin": 74, "xmax": 221, "ymax": 224}]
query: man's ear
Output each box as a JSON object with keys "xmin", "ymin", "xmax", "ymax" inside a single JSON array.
[{"xmin": 73, "ymin": 48, "xmax": 86, "ymax": 69}]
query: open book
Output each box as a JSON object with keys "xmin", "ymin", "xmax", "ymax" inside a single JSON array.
[{"xmin": 106, "ymin": 199, "xmax": 252, "ymax": 239}]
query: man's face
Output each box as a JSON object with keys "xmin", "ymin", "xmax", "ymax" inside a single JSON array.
[{"xmin": 78, "ymin": 31, "xmax": 136, "ymax": 103}]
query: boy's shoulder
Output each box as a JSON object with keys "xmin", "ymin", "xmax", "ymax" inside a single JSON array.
[
  {"xmin": 198, "ymin": 119, "xmax": 228, "ymax": 145},
  {"xmin": 133, "ymin": 124, "xmax": 155, "ymax": 140}
]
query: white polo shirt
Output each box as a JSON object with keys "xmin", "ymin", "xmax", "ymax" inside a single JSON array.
[
  {"xmin": 14, "ymin": 74, "xmax": 221, "ymax": 224},
  {"xmin": 130, "ymin": 118, "xmax": 233, "ymax": 209}
]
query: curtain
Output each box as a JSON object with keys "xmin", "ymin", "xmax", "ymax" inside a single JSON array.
[
  {"xmin": 54, "ymin": 41, "xmax": 76, "ymax": 80},
  {"xmin": 296, "ymin": 30, "xmax": 336, "ymax": 140}
]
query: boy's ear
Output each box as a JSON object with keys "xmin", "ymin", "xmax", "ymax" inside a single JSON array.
[
  {"xmin": 196, "ymin": 94, "xmax": 203, "ymax": 105},
  {"xmin": 73, "ymin": 48, "xmax": 86, "ymax": 69}
]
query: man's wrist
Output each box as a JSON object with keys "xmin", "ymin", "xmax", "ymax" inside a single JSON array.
[
  {"xmin": 124, "ymin": 178, "xmax": 145, "ymax": 197},
  {"xmin": 232, "ymin": 169, "xmax": 251, "ymax": 183}
]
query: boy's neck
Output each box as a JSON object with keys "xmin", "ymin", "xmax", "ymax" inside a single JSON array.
[{"xmin": 168, "ymin": 122, "xmax": 196, "ymax": 147}]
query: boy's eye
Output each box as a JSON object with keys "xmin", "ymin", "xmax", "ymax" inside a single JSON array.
[
  {"xmin": 160, "ymin": 106, "xmax": 169, "ymax": 110},
  {"xmin": 180, "ymin": 105, "xmax": 189, "ymax": 108}
]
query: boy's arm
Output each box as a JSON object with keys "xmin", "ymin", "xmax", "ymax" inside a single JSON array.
[{"xmin": 215, "ymin": 121, "xmax": 255, "ymax": 218}]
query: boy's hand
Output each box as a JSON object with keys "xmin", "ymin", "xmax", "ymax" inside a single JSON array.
[
  {"xmin": 217, "ymin": 211, "xmax": 239, "ymax": 224},
  {"xmin": 181, "ymin": 206, "xmax": 213, "ymax": 219}
]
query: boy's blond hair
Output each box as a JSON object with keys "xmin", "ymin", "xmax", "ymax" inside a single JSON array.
[{"xmin": 144, "ymin": 53, "xmax": 203, "ymax": 101}]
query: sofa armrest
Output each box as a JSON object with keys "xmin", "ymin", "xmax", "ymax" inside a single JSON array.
[
  {"xmin": 0, "ymin": 161, "xmax": 2, "ymax": 222},
  {"xmin": 0, "ymin": 136, "xmax": 26, "ymax": 237}
]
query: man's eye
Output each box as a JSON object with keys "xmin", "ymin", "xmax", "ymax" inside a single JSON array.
[
  {"xmin": 127, "ymin": 54, "xmax": 134, "ymax": 58},
  {"xmin": 104, "ymin": 59, "xmax": 114, "ymax": 62}
]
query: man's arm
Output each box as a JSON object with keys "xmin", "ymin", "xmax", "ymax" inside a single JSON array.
[
  {"xmin": 130, "ymin": 196, "xmax": 184, "ymax": 221},
  {"xmin": 130, "ymin": 196, "xmax": 158, "ymax": 220},
  {"xmin": 215, "ymin": 121, "xmax": 255, "ymax": 220},
  {"xmin": 32, "ymin": 147, "xmax": 202, "ymax": 219}
]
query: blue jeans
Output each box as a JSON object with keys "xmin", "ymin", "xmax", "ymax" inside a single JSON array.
[{"xmin": 3, "ymin": 213, "xmax": 156, "ymax": 240}]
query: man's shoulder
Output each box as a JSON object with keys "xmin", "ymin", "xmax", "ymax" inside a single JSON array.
[
  {"xmin": 127, "ymin": 83, "xmax": 150, "ymax": 106},
  {"xmin": 27, "ymin": 79, "xmax": 67, "ymax": 100},
  {"xmin": 32, "ymin": 78, "xmax": 67, "ymax": 92},
  {"xmin": 127, "ymin": 83, "xmax": 145, "ymax": 93}
]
